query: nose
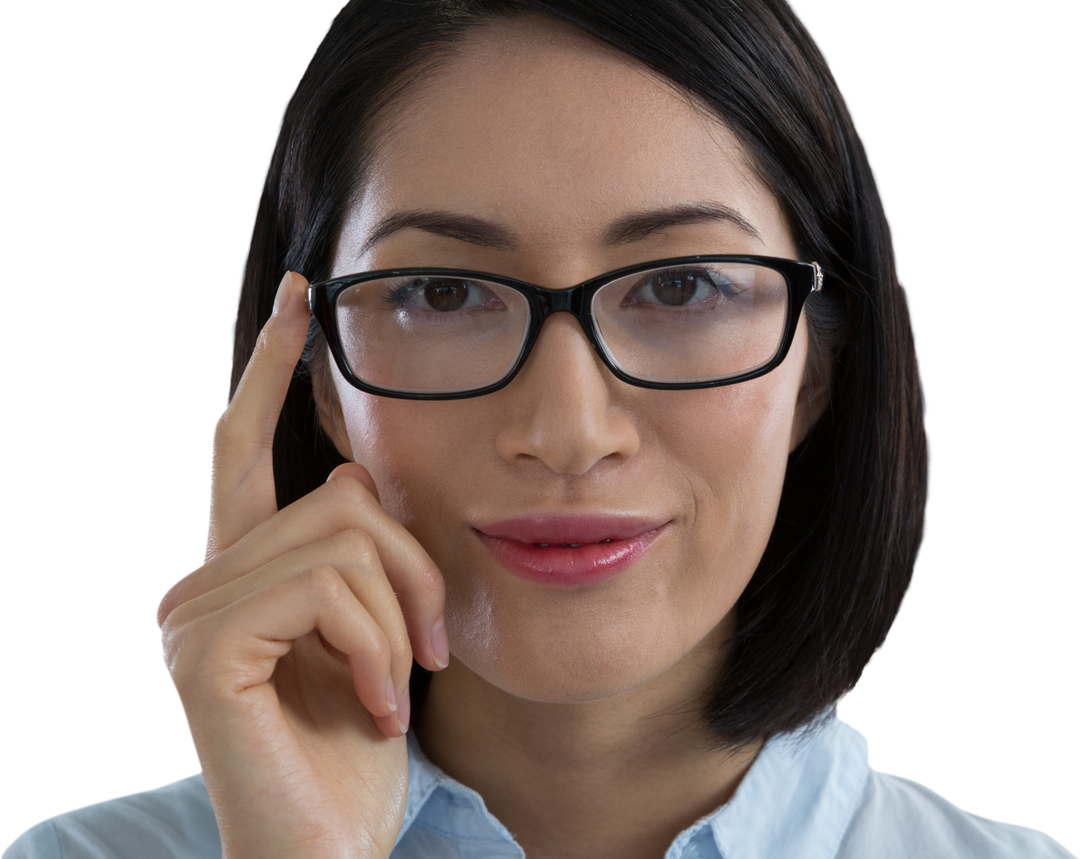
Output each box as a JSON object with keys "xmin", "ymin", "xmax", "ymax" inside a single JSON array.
[{"xmin": 494, "ymin": 312, "xmax": 640, "ymax": 474}]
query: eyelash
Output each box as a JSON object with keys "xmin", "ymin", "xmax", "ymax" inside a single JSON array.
[
  {"xmin": 373, "ymin": 266, "xmax": 743, "ymax": 313},
  {"xmin": 378, "ymin": 278, "xmax": 497, "ymax": 312},
  {"xmin": 621, "ymin": 267, "xmax": 740, "ymax": 307}
]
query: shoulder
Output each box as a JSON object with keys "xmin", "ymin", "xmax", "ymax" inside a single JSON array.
[
  {"xmin": 837, "ymin": 767, "xmax": 1075, "ymax": 859},
  {"xmin": 3, "ymin": 775, "xmax": 220, "ymax": 859}
]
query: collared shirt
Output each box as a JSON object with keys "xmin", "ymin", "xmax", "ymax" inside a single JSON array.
[{"xmin": 5, "ymin": 717, "xmax": 1074, "ymax": 858}]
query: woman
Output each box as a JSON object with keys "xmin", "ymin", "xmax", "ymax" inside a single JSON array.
[{"xmin": 5, "ymin": 1, "xmax": 1074, "ymax": 857}]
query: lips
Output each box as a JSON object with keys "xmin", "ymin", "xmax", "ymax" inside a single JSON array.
[
  {"xmin": 474, "ymin": 514, "xmax": 668, "ymax": 587},
  {"xmin": 479, "ymin": 514, "xmax": 662, "ymax": 544}
]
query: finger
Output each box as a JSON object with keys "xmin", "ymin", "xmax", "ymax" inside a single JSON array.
[
  {"xmin": 328, "ymin": 461, "xmax": 379, "ymax": 503},
  {"xmin": 165, "ymin": 475, "xmax": 449, "ymax": 672},
  {"xmin": 208, "ymin": 270, "xmax": 311, "ymax": 557},
  {"xmin": 166, "ymin": 529, "xmax": 415, "ymax": 709},
  {"xmin": 167, "ymin": 565, "xmax": 401, "ymax": 729},
  {"xmin": 310, "ymin": 476, "xmax": 451, "ymax": 673}
]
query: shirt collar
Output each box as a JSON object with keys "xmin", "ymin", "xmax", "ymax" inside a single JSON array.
[
  {"xmin": 400, "ymin": 732, "xmax": 524, "ymax": 857},
  {"xmin": 398, "ymin": 715, "xmax": 869, "ymax": 859}
]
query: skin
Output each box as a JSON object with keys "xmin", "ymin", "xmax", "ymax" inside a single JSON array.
[{"xmin": 159, "ymin": 16, "xmax": 828, "ymax": 859}]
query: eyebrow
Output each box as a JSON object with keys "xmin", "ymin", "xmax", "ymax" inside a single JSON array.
[{"xmin": 358, "ymin": 201, "xmax": 762, "ymax": 257}]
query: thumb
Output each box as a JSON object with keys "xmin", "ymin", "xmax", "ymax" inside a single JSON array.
[{"xmin": 327, "ymin": 461, "xmax": 381, "ymax": 504}]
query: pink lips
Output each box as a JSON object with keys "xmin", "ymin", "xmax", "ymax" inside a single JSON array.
[{"xmin": 474, "ymin": 514, "xmax": 668, "ymax": 588}]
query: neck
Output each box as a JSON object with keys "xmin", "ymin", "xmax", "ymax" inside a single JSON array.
[{"xmin": 412, "ymin": 620, "xmax": 760, "ymax": 859}]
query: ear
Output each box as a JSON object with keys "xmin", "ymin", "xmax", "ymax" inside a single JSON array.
[
  {"xmin": 312, "ymin": 360, "xmax": 355, "ymax": 462},
  {"xmin": 789, "ymin": 345, "xmax": 833, "ymax": 453}
]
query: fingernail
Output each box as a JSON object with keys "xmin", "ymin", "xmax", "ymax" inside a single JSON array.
[
  {"xmin": 396, "ymin": 689, "xmax": 411, "ymax": 734},
  {"xmin": 385, "ymin": 676, "xmax": 398, "ymax": 713},
  {"xmin": 272, "ymin": 271, "xmax": 293, "ymax": 316},
  {"xmin": 431, "ymin": 618, "xmax": 449, "ymax": 669}
]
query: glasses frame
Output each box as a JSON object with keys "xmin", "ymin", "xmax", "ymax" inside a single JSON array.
[{"xmin": 307, "ymin": 254, "xmax": 823, "ymax": 400}]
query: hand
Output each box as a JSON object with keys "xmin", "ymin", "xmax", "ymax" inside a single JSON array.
[{"xmin": 157, "ymin": 272, "xmax": 449, "ymax": 859}]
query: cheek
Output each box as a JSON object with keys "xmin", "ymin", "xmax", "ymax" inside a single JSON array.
[
  {"xmin": 653, "ymin": 361, "xmax": 805, "ymax": 611},
  {"xmin": 338, "ymin": 388, "xmax": 429, "ymax": 523},
  {"xmin": 657, "ymin": 307, "xmax": 807, "ymax": 426},
  {"xmin": 336, "ymin": 383, "xmax": 486, "ymax": 527},
  {"xmin": 662, "ymin": 365, "xmax": 801, "ymax": 518}
]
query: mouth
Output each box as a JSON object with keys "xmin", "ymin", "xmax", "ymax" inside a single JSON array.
[
  {"xmin": 474, "ymin": 514, "xmax": 669, "ymax": 587},
  {"xmin": 478, "ymin": 514, "xmax": 665, "ymax": 544},
  {"xmin": 533, "ymin": 540, "xmax": 612, "ymax": 548}
]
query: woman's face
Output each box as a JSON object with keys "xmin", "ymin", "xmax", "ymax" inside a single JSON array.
[{"xmin": 324, "ymin": 17, "xmax": 818, "ymax": 704}]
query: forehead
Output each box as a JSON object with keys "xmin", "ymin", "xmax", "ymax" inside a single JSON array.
[{"xmin": 341, "ymin": 15, "xmax": 791, "ymax": 267}]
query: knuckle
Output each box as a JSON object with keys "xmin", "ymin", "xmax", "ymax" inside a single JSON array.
[
  {"xmin": 255, "ymin": 313, "xmax": 280, "ymax": 350},
  {"xmin": 364, "ymin": 628, "xmax": 392, "ymax": 668},
  {"xmin": 331, "ymin": 528, "xmax": 378, "ymax": 567},
  {"xmin": 211, "ymin": 406, "xmax": 228, "ymax": 440},
  {"xmin": 162, "ymin": 626, "xmax": 190, "ymax": 680},
  {"xmin": 159, "ymin": 612, "xmax": 181, "ymax": 658},
  {"xmin": 304, "ymin": 564, "xmax": 347, "ymax": 603},
  {"xmin": 212, "ymin": 411, "xmax": 243, "ymax": 461},
  {"xmin": 388, "ymin": 623, "xmax": 413, "ymax": 663},
  {"xmin": 415, "ymin": 563, "xmax": 445, "ymax": 602},
  {"xmin": 157, "ymin": 572, "xmax": 198, "ymax": 628},
  {"xmin": 212, "ymin": 411, "xmax": 234, "ymax": 446},
  {"xmin": 161, "ymin": 614, "xmax": 209, "ymax": 685},
  {"xmin": 252, "ymin": 320, "xmax": 275, "ymax": 357},
  {"xmin": 322, "ymin": 474, "xmax": 373, "ymax": 511},
  {"xmin": 255, "ymin": 318, "xmax": 292, "ymax": 368},
  {"xmin": 156, "ymin": 589, "xmax": 180, "ymax": 629},
  {"xmin": 209, "ymin": 406, "xmax": 246, "ymax": 449}
]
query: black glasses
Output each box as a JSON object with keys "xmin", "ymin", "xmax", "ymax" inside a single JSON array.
[{"xmin": 307, "ymin": 254, "xmax": 823, "ymax": 400}]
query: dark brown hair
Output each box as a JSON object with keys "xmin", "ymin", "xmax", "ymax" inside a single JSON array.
[{"xmin": 232, "ymin": 0, "xmax": 927, "ymax": 746}]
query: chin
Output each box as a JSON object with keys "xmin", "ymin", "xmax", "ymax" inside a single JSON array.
[
  {"xmin": 477, "ymin": 663, "xmax": 665, "ymax": 707},
  {"xmin": 444, "ymin": 590, "xmax": 713, "ymax": 705}
]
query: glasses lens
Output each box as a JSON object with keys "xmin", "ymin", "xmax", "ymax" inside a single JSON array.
[
  {"xmin": 334, "ymin": 275, "xmax": 530, "ymax": 394},
  {"xmin": 330, "ymin": 262, "xmax": 793, "ymax": 393},
  {"xmin": 591, "ymin": 262, "xmax": 790, "ymax": 383}
]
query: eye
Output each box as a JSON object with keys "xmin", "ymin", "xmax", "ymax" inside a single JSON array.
[
  {"xmin": 621, "ymin": 267, "xmax": 737, "ymax": 308},
  {"xmin": 383, "ymin": 277, "xmax": 503, "ymax": 313}
]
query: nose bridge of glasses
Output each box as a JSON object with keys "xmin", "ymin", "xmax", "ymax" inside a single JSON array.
[
  {"xmin": 530, "ymin": 283, "xmax": 600, "ymax": 353},
  {"xmin": 512, "ymin": 281, "xmax": 610, "ymax": 377},
  {"xmin": 534, "ymin": 282, "xmax": 585, "ymax": 318}
]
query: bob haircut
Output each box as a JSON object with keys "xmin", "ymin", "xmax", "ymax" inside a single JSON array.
[{"xmin": 232, "ymin": 0, "xmax": 927, "ymax": 747}]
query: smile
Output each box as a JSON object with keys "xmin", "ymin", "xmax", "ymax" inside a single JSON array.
[{"xmin": 474, "ymin": 533, "xmax": 664, "ymax": 587}]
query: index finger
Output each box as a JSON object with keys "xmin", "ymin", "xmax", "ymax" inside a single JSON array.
[{"xmin": 208, "ymin": 271, "xmax": 311, "ymax": 557}]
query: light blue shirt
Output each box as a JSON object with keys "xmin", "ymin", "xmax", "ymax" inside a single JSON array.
[{"xmin": 6, "ymin": 717, "xmax": 1073, "ymax": 858}]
